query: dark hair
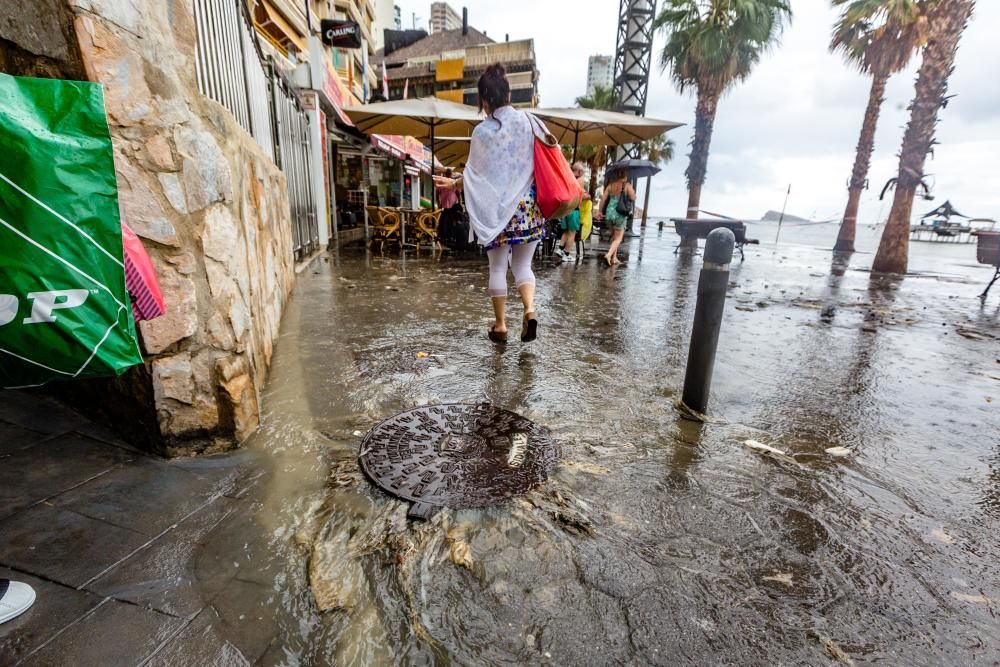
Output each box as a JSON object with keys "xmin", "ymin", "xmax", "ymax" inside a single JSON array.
[{"xmin": 477, "ymin": 63, "xmax": 510, "ymax": 127}]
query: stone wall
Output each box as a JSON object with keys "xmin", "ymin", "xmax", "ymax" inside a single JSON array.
[{"xmin": 1, "ymin": 0, "xmax": 297, "ymax": 453}]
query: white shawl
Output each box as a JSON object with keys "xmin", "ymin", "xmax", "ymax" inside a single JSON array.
[{"xmin": 462, "ymin": 106, "xmax": 539, "ymax": 245}]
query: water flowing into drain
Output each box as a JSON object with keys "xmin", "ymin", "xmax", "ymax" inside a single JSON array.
[{"xmin": 358, "ymin": 403, "xmax": 560, "ymax": 519}]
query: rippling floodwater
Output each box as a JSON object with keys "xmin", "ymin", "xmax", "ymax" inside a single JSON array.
[{"xmin": 196, "ymin": 223, "xmax": 999, "ymax": 665}]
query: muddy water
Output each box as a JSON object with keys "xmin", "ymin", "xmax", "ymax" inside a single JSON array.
[{"xmin": 197, "ymin": 225, "xmax": 999, "ymax": 665}]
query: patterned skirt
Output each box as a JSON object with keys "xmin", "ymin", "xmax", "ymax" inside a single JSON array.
[{"xmin": 484, "ymin": 186, "xmax": 547, "ymax": 250}]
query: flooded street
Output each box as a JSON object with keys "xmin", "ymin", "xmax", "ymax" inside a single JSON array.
[{"xmin": 195, "ymin": 225, "xmax": 999, "ymax": 665}]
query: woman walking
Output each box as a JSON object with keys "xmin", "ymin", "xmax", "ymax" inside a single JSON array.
[
  {"xmin": 596, "ymin": 169, "xmax": 636, "ymax": 266},
  {"xmin": 556, "ymin": 162, "xmax": 589, "ymax": 261},
  {"xmin": 433, "ymin": 64, "xmax": 544, "ymax": 344}
]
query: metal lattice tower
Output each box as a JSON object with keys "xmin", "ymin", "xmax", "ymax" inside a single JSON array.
[{"xmin": 611, "ymin": 0, "xmax": 657, "ymax": 161}]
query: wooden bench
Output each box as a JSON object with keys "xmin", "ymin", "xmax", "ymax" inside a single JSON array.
[{"xmin": 668, "ymin": 218, "xmax": 759, "ymax": 260}]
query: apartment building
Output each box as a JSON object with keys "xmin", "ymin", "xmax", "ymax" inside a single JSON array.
[
  {"xmin": 377, "ymin": 11, "xmax": 539, "ymax": 108},
  {"xmin": 586, "ymin": 54, "xmax": 613, "ymax": 96},
  {"xmin": 429, "ymin": 2, "xmax": 461, "ymax": 33},
  {"xmin": 249, "ymin": 0, "xmax": 377, "ymax": 102}
]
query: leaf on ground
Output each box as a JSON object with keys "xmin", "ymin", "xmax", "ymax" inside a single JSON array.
[
  {"xmin": 825, "ymin": 446, "xmax": 852, "ymax": 457},
  {"xmin": 819, "ymin": 635, "xmax": 855, "ymax": 665},
  {"xmin": 762, "ymin": 572, "xmax": 793, "ymax": 586},
  {"xmin": 929, "ymin": 528, "xmax": 957, "ymax": 545},
  {"xmin": 446, "ymin": 524, "xmax": 474, "ymax": 571},
  {"xmin": 744, "ymin": 440, "xmax": 787, "ymax": 456},
  {"xmin": 563, "ymin": 461, "xmax": 611, "ymax": 475}
]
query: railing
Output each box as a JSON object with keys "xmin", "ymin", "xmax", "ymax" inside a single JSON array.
[
  {"xmin": 192, "ymin": 0, "xmax": 318, "ymax": 259},
  {"xmin": 193, "ymin": 0, "xmax": 274, "ymax": 159},
  {"xmin": 270, "ymin": 66, "xmax": 318, "ymax": 260}
]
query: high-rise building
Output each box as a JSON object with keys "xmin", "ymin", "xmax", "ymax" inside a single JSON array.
[
  {"xmin": 586, "ymin": 54, "xmax": 613, "ymax": 97},
  {"xmin": 373, "ymin": 0, "xmax": 395, "ymax": 50},
  {"xmin": 429, "ymin": 2, "xmax": 461, "ymax": 33},
  {"xmin": 393, "ymin": 4, "xmax": 402, "ymax": 29}
]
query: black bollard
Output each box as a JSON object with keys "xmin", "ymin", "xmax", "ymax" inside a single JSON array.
[{"xmin": 681, "ymin": 228, "xmax": 736, "ymax": 414}]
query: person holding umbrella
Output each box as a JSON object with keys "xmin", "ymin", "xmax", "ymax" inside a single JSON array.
[
  {"xmin": 596, "ymin": 168, "xmax": 636, "ymax": 266},
  {"xmin": 433, "ymin": 64, "xmax": 545, "ymax": 345}
]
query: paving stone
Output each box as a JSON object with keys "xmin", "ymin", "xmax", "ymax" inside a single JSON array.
[
  {"xmin": 0, "ymin": 391, "xmax": 89, "ymax": 436},
  {"xmin": 19, "ymin": 598, "xmax": 184, "ymax": 667},
  {"xmin": 49, "ymin": 458, "xmax": 221, "ymax": 537},
  {"xmin": 0, "ymin": 420, "xmax": 46, "ymax": 456},
  {"xmin": 170, "ymin": 449, "xmax": 264, "ymax": 499},
  {"xmin": 0, "ymin": 504, "xmax": 149, "ymax": 588},
  {"xmin": 144, "ymin": 606, "xmax": 251, "ymax": 667},
  {"xmin": 207, "ymin": 579, "xmax": 280, "ymax": 664},
  {"xmin": 0, "ymin": 567, "xmax": 102, "ymax": 664},
  {"xmin": 86, "ymin": 496, "xmax": 237, "ymax": 617},
  {"xmin": 71, "ymin": 421, "xmax": 144, "ymax": 454},
  {"xmin": 0, "ymin": 433, "xmax": 135, "ymax": 521}
]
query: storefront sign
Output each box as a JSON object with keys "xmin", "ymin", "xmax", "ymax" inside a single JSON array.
[
  {"xmin": 309, "ymin": 36, "xmax": 358, "ymax": 126},
  {"xmin": 320, "ymin": 19, "xmax": 362, "ymax": 49},
  {"xmin": 322, "ymin": 59, "xmax": 355, "ymax": 125}
]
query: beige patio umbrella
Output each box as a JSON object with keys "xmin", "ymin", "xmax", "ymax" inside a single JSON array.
[
  {"xmin": 531, "ymin": 107, "xmax": 683, "ymax": 161},
  {"xmin": 431, "ymin": 137, "xmax": 471, "ymax": 169},
  {"xmin": 343, "ymin": 98, "xmax": 482, "ymax": 158}
]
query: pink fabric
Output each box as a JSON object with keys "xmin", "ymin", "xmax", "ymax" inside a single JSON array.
[
  {"xmin": 437, "ymin": 186, "xmax": 458, "ymax": 210},
  {"xmin": 121, "ymin": 222, "xmax": 165, "ymax": 322}
]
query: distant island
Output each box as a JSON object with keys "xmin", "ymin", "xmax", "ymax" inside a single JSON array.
[{"xmin": 760, "ymin": 210, "xmax": 815, "ymax": 224}]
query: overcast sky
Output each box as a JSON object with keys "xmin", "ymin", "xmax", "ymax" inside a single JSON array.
[{"xmin": 395, "ymin": 0, "xmax": 999, "ymax": 223}]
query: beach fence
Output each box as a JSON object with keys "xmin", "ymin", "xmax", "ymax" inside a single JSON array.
[{"xmin": 192, "ymin": 0, "xmax": 318, "ymax": 261}]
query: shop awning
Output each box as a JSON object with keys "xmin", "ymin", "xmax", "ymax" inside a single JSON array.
[{"xmin": 371, "ymin": 134, "xmax": 408, "ymax": 160}]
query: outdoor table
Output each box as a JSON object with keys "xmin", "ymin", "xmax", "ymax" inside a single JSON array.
[{"xmin": 390, "ymin": 208, "xmax": 420, "ymax": 248}]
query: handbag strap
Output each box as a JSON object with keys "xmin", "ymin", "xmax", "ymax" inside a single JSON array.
[{"xmin": 525, "ymin": 112, "xmax": 557, "ymax": 147}]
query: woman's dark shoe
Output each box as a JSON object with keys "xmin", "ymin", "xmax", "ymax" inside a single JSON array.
[
  {"xmin": 488, "ymin": 326, "xmax": 508, "ymax": 345},
  {"xmin": 521, "ymin": 312, "xmax": 538, "ymax": 343}
]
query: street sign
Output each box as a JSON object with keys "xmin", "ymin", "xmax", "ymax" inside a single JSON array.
[{"xmin": 320, "ymin": 19, "xmax": 362, "ymax": 49}]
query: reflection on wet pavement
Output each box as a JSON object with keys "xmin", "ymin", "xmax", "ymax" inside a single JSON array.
[{"xmin": 197, "ymin": 227, "xmax": 1000, "ymax": 665}]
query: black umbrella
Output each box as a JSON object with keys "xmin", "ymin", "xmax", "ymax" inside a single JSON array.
[{"xmin": 605, "ymin": 158, "xmax": 661, "ymax": 183}]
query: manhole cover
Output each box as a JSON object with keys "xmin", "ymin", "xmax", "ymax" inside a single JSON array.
[{"xmin": 358, "ymin": 403, "xmax": 559, "ymax": 519}]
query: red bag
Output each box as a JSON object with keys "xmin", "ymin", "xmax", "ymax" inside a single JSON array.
[{"xmin": 529, "ymin": 115, "xmax": 583, "ymax": 219}]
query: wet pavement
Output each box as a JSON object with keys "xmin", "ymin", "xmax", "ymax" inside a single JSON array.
[
  {"xmin": 3, "ymin": 222, "xmax": 999, "ymax": 665},
  {"xmin": 0, "ymin": 390, "xmax": 262, "ymax": 666}
]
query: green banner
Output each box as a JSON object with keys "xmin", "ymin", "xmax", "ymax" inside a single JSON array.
[{"xmin": 0, "ymin": 73, "xmax": 142, "ymax": 388}]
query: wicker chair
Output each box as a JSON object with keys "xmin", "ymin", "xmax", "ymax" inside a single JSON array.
[
  {"xmin": 370, "ymin": 207, "xmax": 402, "ymax": 253},
  {"xmin": 414, "ymin": 209, "xmax": 443, "ymax": 250}
]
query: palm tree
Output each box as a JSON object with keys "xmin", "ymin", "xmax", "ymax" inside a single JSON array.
[
  {"xmin": 830, "ymin": 0, "xmax": 930, "ymax": 253},
  {"xmin": 872, "ymin": 0, "xmax": 975, "ymax": 274},
  {"xmin": 636, "ymin": 134, "xmax": 675, "ymax": 225},
  {"xmin": 654, "ymin": 0, "xmax": 792, "ymax": 223}
]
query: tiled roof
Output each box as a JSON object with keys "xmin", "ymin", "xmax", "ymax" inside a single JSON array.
[{"xmin": 375, "ymin": 26, "xmax": 495, "ymax": 65}]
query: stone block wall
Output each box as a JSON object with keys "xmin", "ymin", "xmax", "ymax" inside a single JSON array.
[{"xmin": 1, "ymin": 0, "xmax": 297, "ymax": 453}]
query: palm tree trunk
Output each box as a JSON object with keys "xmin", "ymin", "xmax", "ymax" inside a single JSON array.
[
  {"xmin": 685, "ymin": 86, "xmax": 720, "ymax": 221},
  {"xmin": 835, "ymin": 72, "xmax": 889, "ymax": 253},
  {"xmin": 872, "ymin": 0, "xmax": 975, "ymax": 274}
]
